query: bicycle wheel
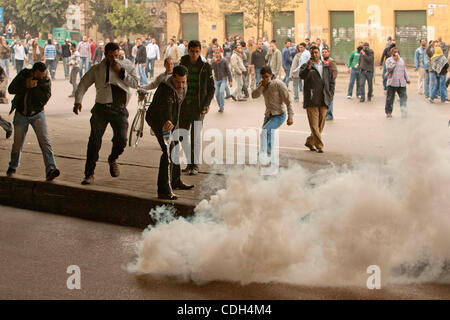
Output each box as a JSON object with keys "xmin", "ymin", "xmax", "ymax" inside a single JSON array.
[{"xmin": 129, "ymin": 109, "xmax": 144, "ymax": 148}]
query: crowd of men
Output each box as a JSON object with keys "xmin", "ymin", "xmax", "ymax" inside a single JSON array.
[{"xmin": 1, "ymin": 27, "xmax": 449, "ymax": 200}]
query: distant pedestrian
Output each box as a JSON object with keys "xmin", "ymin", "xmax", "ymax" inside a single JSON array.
[
  {"xmin": 5, "ymin": 21, "xmax": 16, "ymax": 39},
  {"xmin": 346, "ymin": 46, "xmax": 362, "ymax": 99},
  {"xmin": 0, "ymin": 37, "xmax": 11, "ymax": 78},
  {"xmin": 13, "ymin": 40, "xmax": 26, "ymax": 74},
  {"xmin": 61, "ymin": 39, "xmax": 72, "ymax": 79},
  {"xmin": 140, "ymin": 58, "xmax": 173, "ymax": 90},
  {"xmin": 135, "ymin": 38, "xmax": 148, "ymax": 86},
  {"xmin": 77, "ymin": 36, "xmax": 91, "ymax": 77},
  {"xmin": 250, "ymin": 39, "xmax": 267, "ymax": 86},
  {"xmin": 282, "ymin": 38, "xmax": 296, "ymax": 88},
  {"xmin": 163, "ymin": 38, "xmax": 181, "ymax": 66},
  {"xmin": 414, "ymin": 38, "xmax": 429, "ymax": 97},
  {"xmin": 357, "ymin": 42, "xmax": 374, "ymax": 102},
  {"xmin": 321, "ymin": 48, "xmax": 338, "ymax": 120},
  {"xmin": 290, "ymin": 42, "xmax": 310, "ymax": 102},
  {"xmin": 146, "ymin": 38, "xmax": 160, "ymax": 79},
  {"xmin": 266, "ymin": 40, "xmax": 282, "ymax": 79},
  {"xmin": 230, "ymin": 43, "xmax": 247, "ymax": 101},
  {"xmin": 6, "ymin": 62, "xmax": 60, "ymax": 181},
  {"xmin": 379, "ymin": 40, "xmax": 396, "ymax": 92},
  {"xmin": 89, "ymin": 38, "xmax": 97, "ymax": 70},
  {"xmin": 92, "ymin": 41, "xmax": 104, "ymax": 65},
  {"xmin": 211, "ymin": 49, "xmax": 232, "ymax": 112},
  {"xmin": 299, "ymin": 46, "xmax": 335, "ymax": 153},
  {"xmin": 43, "ymin": 39, "xmax": 57, "ymax": 80},
  {"xmin": 384, "ymin": 47, "xmax": 411, "ymax": 118},
  {"xmin": 429, "ymin": 46, "xmax": 449, "ymax": 104},
  {"xmin": 73, "ymin": 42, "xmax": 139, "ymax": 185},
  {"xmin": 67, "ymin": 43, "xmax": 80, "ymax": 98}
]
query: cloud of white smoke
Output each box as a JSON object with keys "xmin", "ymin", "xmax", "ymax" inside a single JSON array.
[{"xmin": 127, "ymin": 104, "xmax": 450, "ymax": 287}]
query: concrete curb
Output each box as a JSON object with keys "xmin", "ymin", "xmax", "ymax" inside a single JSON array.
[{"xmin": 0, "ymin": 176, "xmax": 195, "ymax": 229}]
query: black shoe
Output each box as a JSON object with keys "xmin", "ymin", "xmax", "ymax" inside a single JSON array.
[
  {"xmin": 237, "ymin": 98, "xmax": 247, "ymax": 102},
  {"xmin": 6, "ymin": 167, "xmax": 15, "ymax": 177},
  {"xmin": 305, "ymin": 143, "xmax": 317, "ymax": 152},
  {"xmin": 46, "ymin": 168, "xmax": 60, "ymax": 181},
  {"xmin": 360, "ymin": 98, "xmax": 365, "ymax": 102},
  {"xmin": 225, "ymin": 95, "xmax": 231, "ymax": 100},
  {"xmin": 6, "ymin": 130, "xmax": 12, "ymax": 139},
  {"xmin": 230, "ymin": 95, "xmax": 237, "ymax": 101},
  {"xmin": 368, "ymin": 97, "xmax": 372, "ymax": 102},
  {"xmin": 317, "ymin": 149, "xmax": 324, "ymax": 153},
  {"xmin": 173, "ymin": 182, "xmax": 195, "ymax": 190},
  {"xmin": 81, "ymin": 175, "xmax": 94, "ymax": 185},
  {"xmin": 158, "ymin": 193, "xmax": 178, "ymax": 200},
  {"xmin": 182, "ymin": 165, "xmax": 192, "ymax": 173},
  {"xmin": 189, "ymin": 166, "xmax": 199, "ymax": 175}
]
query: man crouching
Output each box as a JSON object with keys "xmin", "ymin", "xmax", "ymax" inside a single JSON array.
[{"xmin": 145, "ymin": 65, "xmax": 194, "ymax": 200}]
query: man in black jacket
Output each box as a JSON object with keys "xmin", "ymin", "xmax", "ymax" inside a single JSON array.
[
  {"xmin": 299, "ymin": 46, "xmax": 335, "ymax": 153},
  {"xmin": 145, "ymin": 65, "xmax": 194, "ymax": 200},
  {"xmin": 357, "ymin": 42, "xmax": 375, "ymax": 102},
  {"xmin": 179, "ymin": 40, "xmax": 215, "ymax": 175},
  {"xmin": 61, "ymin": 39, "xmax": 72, "ymax": 79},
  {"xmin": 135, "ymin": 38, "xmax": 148, "ymax": 86},
  {"xmin": 6, "ymin": 62, "xmax": 60, "ymax": 180}
]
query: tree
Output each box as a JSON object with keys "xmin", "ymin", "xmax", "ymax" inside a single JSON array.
[
  {"xmin": 0, "ymin": 0, "xmax": 38, "ymax": 37},
  {"xmin": 219, "ymin": 0, "xmax": 298, "ymax": 39},
  {"xmin": 16, "ymin": 0, "xmax": 72, "ymax": 34},
  {"xmin": 106, "ymin": 0, "xmax": 155, "ymax": 38},
  {"xmin": 86, "ymin": 0, "xmax": 116, "ymax": 39}
]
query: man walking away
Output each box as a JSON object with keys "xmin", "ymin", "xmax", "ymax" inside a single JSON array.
[
  {"xmin": 282, "ymin": 39, "xmax": 296, "ymax": 88},
  {"xmin": 43, "ymin": 40, "xmax": 57, "ymax": 80},
  {"xmin": 135, "ymin": 38, "xmax": 148, "ymax": 86},
  {"xmin": 179, "ymin": 40, "xmax": 215, "ymax": 176},
  {"xmin": 67, "ymin": 43, "xmax": 80, "ymax": 98},
  {"xmin": 266, "ymin": 40, "xmax": 282, "ymax": 79},
  {"xmin": 346, "ymin": 45, "xmax": 362, "ymax": 99},
  {"xmin": 0, "ymin": 65, "xmax": 12, "ymax": 138},
  {"xmin": 73, "ymin": 43, "xmax": 139, "ymax": 185},
  {"xmin": 212, "ymin": 49, "xmax": 232, "ymax": 112},
  {"xmin": 358, "ymin": 42, "xmax": 374, "ymax": 102},
  {"xmin": 145, "ymin": 66, "xmax": 194, "ymax": 200},
  {"xmin": 61, "ymin": 39, "xmax": 72, "ymax": 79},
  {"xmin": 321, "ymin": 48, "xmax": 338, "ymax": 120},
  {"xmin": 230, "ymin": 43, "xmax": 247, "ymax": 102},
  {"xmin": 299, "ymin": 46, "xmax": 335, "ymax": 153},
  {"xmin": 6, "ymin": 62, "xmax": 60, "ymax": 181},
  {"xmin": 385, "ymin": 47, "xmax": 410, "ymax": 118},
  {"xmin": 252, "ymin": 66, "xmax": 294, "ymax": 164}
]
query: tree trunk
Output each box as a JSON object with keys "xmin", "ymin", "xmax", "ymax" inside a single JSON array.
[
  {"xmin": 177, "ymin": 3, "xmax": 183, "ymax": 40},
  {"xmin": 256, "ymin": 0, "xmax": 261, "ymax": 39}
]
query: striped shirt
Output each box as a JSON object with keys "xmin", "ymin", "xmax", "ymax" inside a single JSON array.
[
  {"xmin": 44, "ymin": 45, "xmax": 57, "ymax": 60},
  {"xmin": 385, "ymin": 56, "xmax": 409, "ymax": 87},
  {"xmin": 77, "ymin": 41, "xmax": 91, "ymax": 58}
]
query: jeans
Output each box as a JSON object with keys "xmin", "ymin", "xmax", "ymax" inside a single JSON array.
[
  {"xmin": 214, "ymin": 79, "xmax": 227, "ymax": 110},
  {"xmin": 359, "ymin": 70, "xmax": 373, "ymax": 100},
  {"xmin": 146, "ymin": 58, "xmax": 156, "ymax": 78},
  {"xmin": 85, "ymin": 104, "xmax": 129, "ymax": 177},
  {"xmin": 63, "ymin": 57, "xmax": 70, "ymax": 78},
  {"xmin": 326, "ymin": 100, "xmax": 334, "ymax": 119},
  {"xmin": 15, "ymin": 59, "xmax": 24, "ymax": 73},
  {"xmin": 283, "ymin": 66, "xmax": 291, "ymax": 88},
  {"xmin": 0, "ymin": 115, "xmax": 12, "ymax": 133},
  {"xmin": 242, "ymin": 70, "xmax": 249, "ymax": 97},
  {"xmin": 431, "ymin": 73, "xmax": 448, "ymax": 102},
  {"xmin": 9, "ymin": 111, "xmax": 57, "ymax": 175},
  {"xmin": 424, "ymin": 71, "xmax": 430, "ymax": 98},
  {"xmin": 28, "ymin": 53, "xmax": 33, "ymax": 67},
  {"xmin": 138, "ymin": 63, "xmax": 148, "ymax": 85},
  {"xmin": 293, "ymin": 78, "xmax": 302, "ymax": 100},
  {"xmin": 261, "ymin": 113, "xmax": 286, "ymax": 156},
  {"xmin": 0, "ymin": 59, "xmax": 9, "ymax": 78},
  {"xmin": 347, "ymin": 67, "xmax": 361, "ymax": 97},
  {"xmin": 45, "ymin": 59, "xmax": 56, "ymax": 79},
  {"xmin": 382, "ymin": 64, "xmax": 387, "ymax": 91},
  {"xmin": 11, "ymin": 52, "xmax": 15, "ymax": 69},
  {"xmin": 255, "ymin": 68, "xmax": 262, "ymax": 85},
  {"xmin": 385, "ymin": 86, "xmax": 407, "ymax": 116},
  {"xmin": 225, "ymin": 82, "xmax": 231, "ymax": 97},
  {"xmin": 79, "ymin": 56, "xmax": 89, "ymax": 78}
]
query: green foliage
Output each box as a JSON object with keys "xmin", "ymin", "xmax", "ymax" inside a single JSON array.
[
  {"xmin": 87, "ymin": 0, "xmax": 116, "ymax": 39},
  {"xmin": 106, "ymin": 0, "xmax": 155, "ymax": 37},
  {"xmin": 16, "ymin": 0, "xmax": 71, "ymax": 34}
]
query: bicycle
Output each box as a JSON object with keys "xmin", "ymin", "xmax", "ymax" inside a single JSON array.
[{"xmin": 129, "ymin": 88, "xmax": 153, "ymax": 148}]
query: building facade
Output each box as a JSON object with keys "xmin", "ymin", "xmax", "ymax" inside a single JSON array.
[{"xmin": 166, "ymin": 0, "xmax": 450, "ymax": 64}]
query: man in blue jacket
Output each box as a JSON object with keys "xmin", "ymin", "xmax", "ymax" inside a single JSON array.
[{"xmin": 414, "ymin": 38, "xmax": 430, "ymax": 98}]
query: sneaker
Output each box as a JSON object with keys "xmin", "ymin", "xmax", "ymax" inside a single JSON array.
[
  {"xmin": 346, "ymin": 96, "xmax": 352, "ymax": 99},
  {"xmin": 6, "ymin": 167, "xmax": 15, "ymax": 177},
  {"xmin": 109, "ymin": 160, "xmax": 120, "ymax": 177},
  {"xmin": 81, "ymin": 175, "xmax": 94, "ymax": 185},
  {"xmin": 6, "ymin": 130, "xmax": 12, "ymax": 139},
  {"xmin": 46, "ymin": 168, "xmax": 60, "ymax": 181}
]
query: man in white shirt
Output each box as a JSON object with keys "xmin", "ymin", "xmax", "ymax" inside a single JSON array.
[
  {"xmin": 14, "ymin": 41, "xmax": 26, "ymax": 73},
  {"xmin": 73, "ymin": 42, "xmax": 139, "ymax": 185},
  {"xmin": 146, "ymin": 38, "xmax": 160, "ymax": 79}
]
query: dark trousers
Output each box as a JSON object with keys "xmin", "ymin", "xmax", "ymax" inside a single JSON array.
[
  {"xmin": 359, "ymin": 70, "xmax": 373, "ymax": 100},
  {"xmin": 152, "ymin": 126, "xmax": 182, "ymax": 194},
  {"xmin": 385, "ymin": 86, "xmax": 407, "ymax": 115},
  {"xmin": 0, "ymin": 115, "xmax": 12, "ymax": 133},
  {"xmin": 84, "ymin": 104, "xmax": 129, "ymax": 177}
]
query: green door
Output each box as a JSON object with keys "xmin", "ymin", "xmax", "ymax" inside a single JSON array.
[
  {"xmin": 330, "ymin": 11, "xmax": 355, "ymax": 64},
  {"xmin": 182, "ymin": 13, "xmax": 199, "ymax": 41},
  {"xmin": 395, "ymin": 11, "xmax": 427, "ymax": 66},
  {"xmin": 272, "ymin": 11, "xmax": 295, "ymax": 49},
  {"xmin": 226, "ymin": 13, "xmax": 244, "ymax": 39}
]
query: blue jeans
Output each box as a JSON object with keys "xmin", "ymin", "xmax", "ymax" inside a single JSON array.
[
  {"xmin": 146, "ymin": 58, "xmax": 156, "ymax": 78},
  {"xmin": 283, "ymin": 66, "xmax": 291, "ymax": 88},
  {"xmin": 326, "ymin": 100, "xmax": 334, "ymax": 119},
  {"xmin": 347, "ymin": 67, "xmax": 361, "ymax": 97},
  {"xmin": 63, "ymin": 57, "xmax": 70, "ymax": 78},
  {"xmin": 225, "ymin": 82, "xmax": 231, "ymax": 97},
  {"xmin": 28, "ymin": 53, "xmax": 33, "ymax": 66},
  {"xmin": 293, "ymin": 78, "xmax": 302, "ymax": 100},
  {"xmin": 255, "ymin": 68, "xmax": 262, "ymax": 85},
  {"xmin": 431, "ymin": 73, "xmax": 448, "ymax": 102},
  {"xmin": 385, "ymin": 86, "xmax": 407, "ymax": 116},
  {"xmin": 138, "ymin": 63, "xmax": 148, "ymax": 85},
  {"xmin": 424, "ymin": 71, "xmax": 430, "ymax": 98},
  {"xmin": 79, "ymin": 56, "xmax": 89, "ymax": 77},
  {"xmin": 45, "ymin": 59, "xmax": 56, "ymax": 79},
  {"xmin": 214, "ymin": 79, "xmax": 227, "ymax": 110},
  {"xmin": 261, "ymin": 113, "xmax": 286, "ymax": 156},
  {"xmin": 9, "ymin": 111, "xmax": 57, "ymax": 175}
]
